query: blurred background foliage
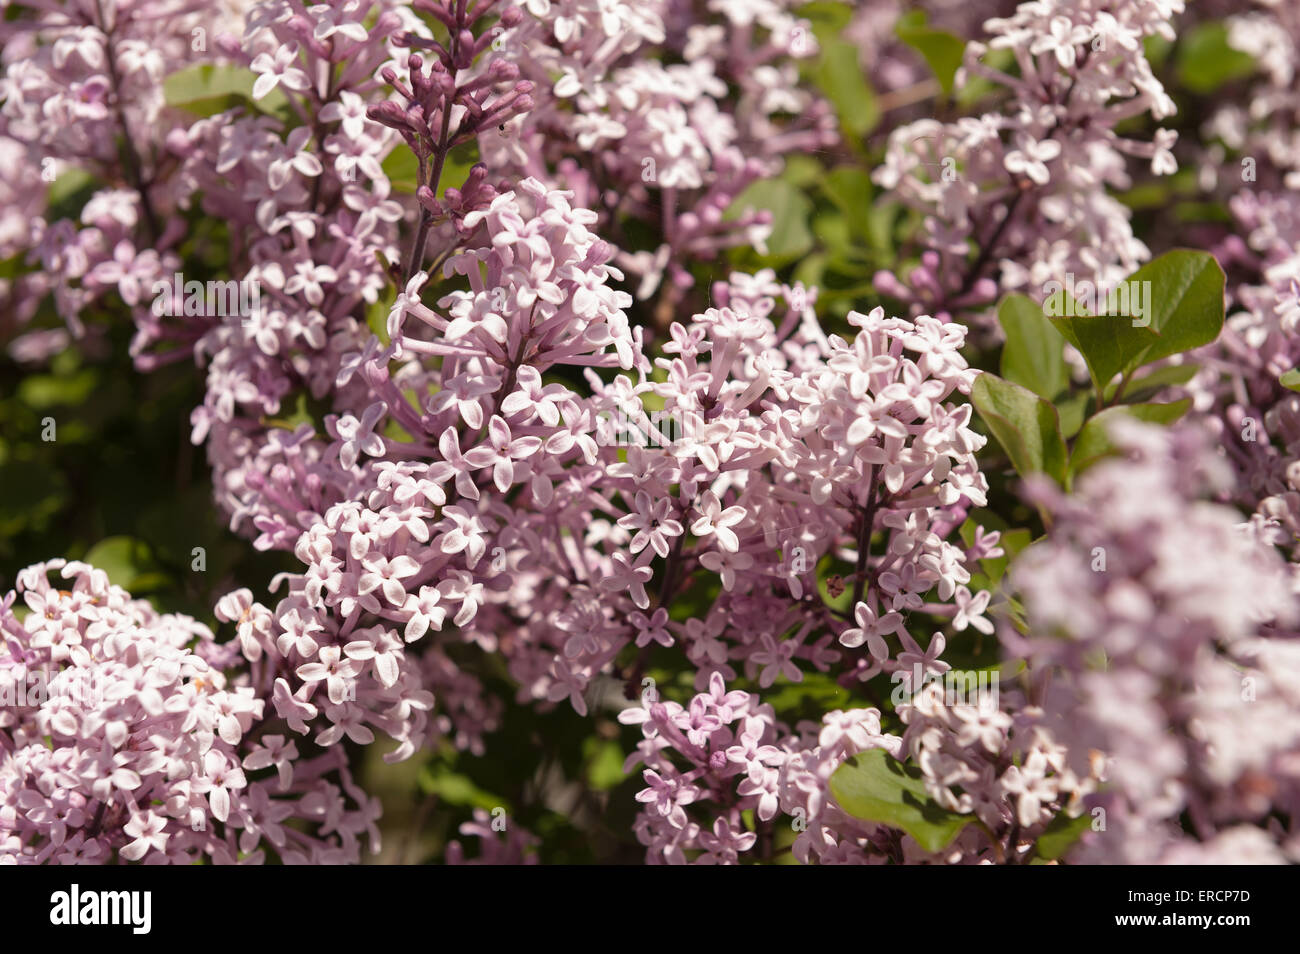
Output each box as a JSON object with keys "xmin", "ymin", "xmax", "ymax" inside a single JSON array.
[{"xmin": 0, "ymin": 314, "xmax": 298, "ymax": 618}]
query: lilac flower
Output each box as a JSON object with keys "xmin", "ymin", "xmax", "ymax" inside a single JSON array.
[
  {"xmin": 690, "ymin": 492, "xmax": 746, "ymax": 552},
  {"xmin": 1, "ymin": 562, "xmax": 374, "ymax": 864},
  {"xmin": 250, "ymin": 44, "xmax": 311, "ymax": 100}
]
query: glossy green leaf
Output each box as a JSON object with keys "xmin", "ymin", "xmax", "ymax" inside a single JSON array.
[
  {"xmin": 1281, "ymin": 369, "xmax": 1300, "ymax": 393},
  {"xmin": 1047, "ymin": 250, "xmax": 1224, "ymax": 390},
  {"xmin": 17, "ymin": 369, "xmax": 99, "ymax": 409},
  {"xmin": 821, "ymin": 167, "xmax": 874, "ymax": 229},
  {"xmin": 583, "ymin": 738, "xmax": 628, "ymax": 791},
  {"xmin": 1045, "ymin": 300, "xmax": 1158, "ymax": 396},
  {"xmin": 971, "ymin": 373, "xmax": 1068, "ymax": 485},
  {"xmin": 830, "ymin": 749, "xmax": 971, "ymax": 853},
  {"xmin": 1110, "ymin": 362, "xmax": 1198, "ymax": 403},
  {"xmin": 47, "ymin": 168, "xmax": 97, "ymax": 219},
  {"xmin": 82, "ymin": 536, "xmax": 154, "ymax": 590},
  {"xmin": 1120, "ymin": 250, "xmax": 1225, "ymax": 369},
  {"xmin": 798, "ymin": 0, "xmax": 854, "ymax": 36},
  {"xmin": 998, "ymin": 294, "xmax": 1068, "ymax": 400},
  {"xmin": 418, "ymin": 764, "xmax": 508, "ymax": 812},
  {"xmin": 382, "ymin": 148, "xmax": 419, "ymax": 192},
  {"xmin": 1054, "ymin": 391, "xmax": 1090, "ymax": 440},
  {"xmin": 163, "ymin": 64, "xmax": 289, "ymax": 118}
]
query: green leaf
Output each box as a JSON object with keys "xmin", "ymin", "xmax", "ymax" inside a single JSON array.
[
  {"xmin": 438, "ymin": 140, "xmax": 481, "ymax": 194},
  {"xmin": 1069, "ymin": 399, "xmax": 1192, "ymax": 475},
  {"xmin": 47, "ymin": 168, "xmax": 97, "ymax": 220},
  {"xmin": 998, "ymin": 294, "xmax": 1067, "ymax": 401},
  {"xmin": 1046, "ymin": 250, "xmax": 1224, "ymax": 390},
  {"xmin": 1108, "ymin": 362, "xmax": 1198, "ymax": 404},
  {"xmin": 792, "ymin": 251, "xmax": 827, "ymax": 293},
  {"xmin": 383, "ymin": 140, "xmax": 483, "ymax": 195},
  {"xmin": 895, "ymin": 11, "xmax": 966, "ymax": 95},
  {"xmin": 163, "ymin": 64, "xmax": 289, "ymax": 118},
  {"xmin": 418, "ymin": 764, "xmax": 507, "ymax": 812},
  {"xmin": 164, "ymin": 64, "xmax": 254, "ymax": 102},
  {"xmin": 1144, "ymin": 33, "xmax": 1174, "ymax": 71},
  {"xmin": 583, "ymin": 738, "xmax": 628, "ymax": 791},
  {"xmin": 1054, "ymin": 391, "xmax": 1089, "ymax": 440},
  {"xmin": 1120, "ymin": 250, "xmax": 1225, "ymax": 369},
  {"xmin": 957, "ymin": 521, "xmax": 1032, "ymax": 586},
  {"xmin": 726, "ymin": 179, "xmax": 813, "ymax": 261},
  {"xmin": 381, "ymin": 148, "xmax": 419, "ymax": 193},
  {"xmin": 812, "ymin": 38, "xmax": 879, "ymax": 138},
  {"xmin": 782, "ymin": 155, "xmax": 824, "ymax": 188},
  {"xmin": 1176, "ymin": 23, "xmax": 1256, "ymax": 94},
  {"xmin": 821, "ymin": 167, "xmax": 874, "ymax": 229},
  {"xmin": 82, "ymin": 536, "xmax": 154, "ymax": 590},
  {"xmin": 1045, "ymin": 299, "xmax": 1158, "ymax": 396},
  {"xmin": 1281, "ymin": 369, "xmax": 1300, "ymax": 393},
  {"xmin": 971, "ymin": 373, "xmax": 1068, "ymax": 485},
  {"xmin": 1033, "ymin": 810, "xmax": 1091, "ymax": 861},
  {"xmin": 762, "ymin": 672, "xmax": 850, "ymax": 722},
  {"xmin": 956, "ymin": 46, "xmax": 1014, "ymax": 107},
  {"xmin": 798, "ymin": 0, "xmax": 854, "ymax": 37},
  {"xmin": 263, "ymin": 392, "xmax": 319, "ymax": 435},
  {"xmin": 17, "ymin": 368, "xmax": 99, "ymax": 408},
  {"xmin": 830, "ymin": 749, "xmax": 971, "ymax": 853},
  {"xmin": 0, "ymin": 253, "xmax": 25, "ymax": 279},
  {"xmin": 817, "ymin": 554, "xmax": 854, "ymax": 617},
  {"xmin": 812, "ymin": 210, "xmax": 852, "ymax": 256}
]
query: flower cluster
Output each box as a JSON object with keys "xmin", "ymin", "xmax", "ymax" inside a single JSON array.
[
  {"xmin": 1007, "ymin": 421, "xmax": 1300, "ymax": 863},
  {"xmin": 6, "ymin": 0, "xmax": 1300, "ymax": 867},
  {"xmin": 1, "ymin": 561, "xmax": 379, "ymax": 864},
  {"xmin": 873, "ymin": 0, "xmax": 1183, "ymax": 323},
  {"xmin": 495, "ymin": 0, "xmax": 836, "ymax": 305},
  {"xmin": 0, "ymin": 0, "xmax": 229, "ymax": 352}
]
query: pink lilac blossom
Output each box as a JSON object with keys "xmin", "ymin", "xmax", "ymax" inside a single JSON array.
[
  {"xmin": 873, "ymin": 0, "xmax": 1183, "ymax": 326},
  {"xmin": 1006, "ymin": 420, "xmax": 1300, "ymax": 864},
  {"xmin": 491, "ymin": 0, "xmax": 836, "ymax": 307},
  {"xmin": 221, "ymin": 230, "xmax": 999, "ymax": 767},
  {"xmin": 7, "ymin": 0, "xmax": 1300, "ymax": 867},
  {"xmin": 0, "ymin": 0, "xmax": 232, "ymax": 345},
  {"xmin": 619, "ymin": 669, "xmax": 1093, "ymax": 864},
  {"xmin": 0, "ymin": 560, "xmax": 380, "ymax": 864}
]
